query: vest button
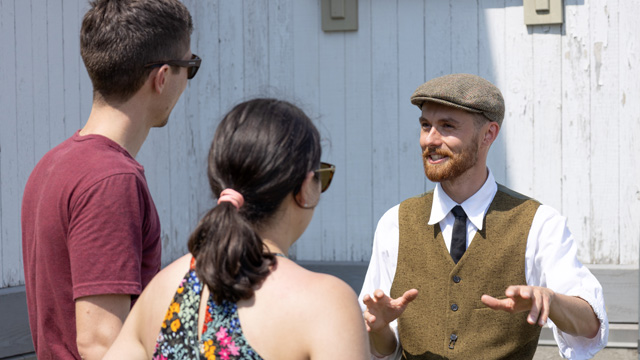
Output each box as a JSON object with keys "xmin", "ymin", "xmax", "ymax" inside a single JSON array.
[
  {"xmin": 453, "ymin": 275, "xmax": 461, "ymax": 283},
  {"xmin": 451, "ymin": 303, "xmax": 458, "ymax": 311}
]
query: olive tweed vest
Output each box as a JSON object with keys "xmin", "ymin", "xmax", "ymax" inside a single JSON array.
[{"xmin": 390, "ymin": 185, "xmax": 542, "ymax": 360}]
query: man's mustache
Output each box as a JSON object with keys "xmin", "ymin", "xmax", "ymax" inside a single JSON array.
[{"xmin": 423, "ymin": 147, "xmax": 453, "ymax": 158}]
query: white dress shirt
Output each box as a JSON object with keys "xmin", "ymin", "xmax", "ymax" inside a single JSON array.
[{"xmin": 358, "ymin": 170, "xmax": 609, "ymax": 360}]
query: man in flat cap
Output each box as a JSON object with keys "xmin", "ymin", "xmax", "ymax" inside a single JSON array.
[{"xmin": 358, "ymin": 74, "xmax": 608, "ymax": 359}]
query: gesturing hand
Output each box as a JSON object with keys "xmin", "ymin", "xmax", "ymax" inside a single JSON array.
[
  {"xmin": 481, "ymin": 285, "xmax": 555, "ymax": 327},
  {"xmin": 362, "ymin": 289, "xmax": 419, "ymax": 333}
]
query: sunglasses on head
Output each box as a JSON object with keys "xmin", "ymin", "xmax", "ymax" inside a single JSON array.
[
  {"xmin": 315, "ymin": 162, "xmax": 335, "ymax": 193},
  {"xmin": 144, "ymin": 53, "xmax": 201, "ymax": 79}
]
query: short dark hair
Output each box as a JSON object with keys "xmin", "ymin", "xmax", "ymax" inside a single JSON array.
[
  {"xmin": 81, "ymin": 0, "xmax": 193, "ymax": 103},
  {"xmin": 188, "ymin": 98, "xmax": 322, "ymax": 304}
]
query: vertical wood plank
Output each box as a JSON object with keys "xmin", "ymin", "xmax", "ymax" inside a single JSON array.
[
  {"xmin": 47, "ymin": 0, "xmax": 66, "ymax": 147},
  {"xmin": 169, "ymin": 102, "xmax": 192, "ymax": 259},
  {"xmin": 243, "ymin": 0, "xmax": 269, "ymax": 96},
  {"xmin": 618, "ymin": 0, "xmax": 640, "ymax": 265},
  {"xmin": 195, "ymin": 1, "xmax": 220, "ymax": 227},
  {"xmin": 561, "ymin": 0, "xmax": 592, "ymax": 263},
  {"xmin": 78, "ymin": 1, "xmax": 92, "ymax": 124},
  {"xmin": 318, "ymin": 31, "xmax": 347, "ymax": 261},
  {"xmin": 371, "ymin": 0, "xmax": 399, "ymax": 225},
  {"xmin": 590, "ymin": 0, "xmax": 619, "ymax": 263},
  {"xmin": 291, "ymin": 0, "xmax": 321, "ymax": 260},
  {"xmin": 219, "ymin": 0, "xmax": 245, "ymax": 112},
  {"xmin": 478, "ymin": 1, "xmax": 507, "ymax": 184},
  {"xmin": 10, "ymin": 0, "xmax": 35, "ymax": 286},
  {"xmin": 503, "ymin": 0, "xmax": 534, "ymax": 196},
  {"xmin": 425, "ymin": 0, "xmax": 452, "ymax": 78},
  {"xmin": 450, "ymin": 0, "xmax": 478, "ymax": 74},
  {"xmin": 2, "ymin": 0, "xmax": 640, "ymax": 287},
  {"xmin": 398, "ymin": 0, "xmax": 427, "ymax": 202},
  {"xmin": 532, "ymin": 26, "xmax": 562, "ymax": 211},
  {"xmin": 344, "ymin": 0, "xmax": 373, "ymax": 261},
  {"xmin": 32, "ymin": 0, "xmax": 51, "ymax": 161},
  {"xmin": 142, "ymin": 123, "xmax": 173, "ymax": 266},
  {"xmin": 62, "ymin": 0, "xmax": 82, "ymax": 135},
  {"xmin": 268, "ymin": 0, "xmax": 294, "ymax": 97},
  {"xmin": 0, "ymin": 0, "xmax": 19, "ymax": 287},
  {"xmin": 165, "ymin": 84, "xmax": 192, "ymax": 261}
]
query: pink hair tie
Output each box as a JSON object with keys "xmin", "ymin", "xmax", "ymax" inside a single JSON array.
[{"xmin": 217, "ymin": 188, "xmax": 244, "ymax": 209}]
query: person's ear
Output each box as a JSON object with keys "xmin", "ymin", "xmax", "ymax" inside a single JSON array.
[
  {"xmin": 150, "ymin": 65, "xmax": 169, "ymax": 94},
  {"xmin": 294, "ymin": 171, "xmax": 319, "ymax": 209},
  {"xmin": 481, "ymin": 122, "xmax": 500, "ymax": 147}
]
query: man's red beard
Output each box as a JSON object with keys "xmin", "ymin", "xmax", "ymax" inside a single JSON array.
[{"xmin": 422, "ymin": 135, "xmax": 480, "ymax": 182}]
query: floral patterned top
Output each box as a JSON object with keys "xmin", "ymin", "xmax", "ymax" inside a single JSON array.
[{"xmin": 152, "ymin": 257, "xmax": 264, "ymax": 360}]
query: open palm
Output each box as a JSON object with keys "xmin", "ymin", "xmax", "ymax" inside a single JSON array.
[{"xmin": 362, "ymin": 289, "xmax": 419, "ymax": 332}]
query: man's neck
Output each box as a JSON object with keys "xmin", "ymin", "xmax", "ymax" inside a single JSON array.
[
  {"xmin": 440, "ymin": 166, "xmax": 489, "ymax": 204},
  {"xmin": 80, "ymin": 100, "xmax": 151, "ymax": 158}
]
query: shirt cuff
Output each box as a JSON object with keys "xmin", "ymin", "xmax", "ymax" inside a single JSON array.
[
  {"xmin": 73, "ymin": 280, "xmax": 141, "ymax": 300},
  {"xmin": 552, "ymin": 291, "xmax": 609, "ymax": 359},
  {"xmin": 370, "ymin": 345, "xmax": 401, "ymax": 360}
]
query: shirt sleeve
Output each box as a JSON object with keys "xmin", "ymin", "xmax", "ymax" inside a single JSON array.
[
  {"xmin": 68, "ymin": 173, "xmax": 146, "ymax": 300},
  {"xmin": 358, "ymin": 205, "xmax": 403, "ymax": 360},
  {"xmin": 525, "ymin": 205, "xmax": 609, "ymax": 359}
]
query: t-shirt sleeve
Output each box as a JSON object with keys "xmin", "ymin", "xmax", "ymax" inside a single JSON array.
[{"xmin": 68, "ymin": 173, "xmax": 146, "ymax": 300}]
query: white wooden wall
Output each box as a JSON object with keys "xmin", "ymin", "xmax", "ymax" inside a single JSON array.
[{"xmin": 1, "ymin": 0, "xmax": 639, "ymax": 289}]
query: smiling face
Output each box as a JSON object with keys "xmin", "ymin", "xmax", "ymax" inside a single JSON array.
[{"xmin": 419, "ymin": 102, "xmax": 486, "ymax": 183}]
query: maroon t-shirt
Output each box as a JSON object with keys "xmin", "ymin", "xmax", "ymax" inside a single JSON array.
[{"xmin": 21, "ymin": 131, "xmax": 161, "ymax": 359}]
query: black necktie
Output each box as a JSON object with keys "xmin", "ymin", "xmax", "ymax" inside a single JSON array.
[{"xmin": 450, "ymin": 205, "xmax": 467, "ymax": 264}]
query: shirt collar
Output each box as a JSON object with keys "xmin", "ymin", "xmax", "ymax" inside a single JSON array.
[{"xmin": 428, "ymin": 169, "xmax": 498, "ymax": 230}]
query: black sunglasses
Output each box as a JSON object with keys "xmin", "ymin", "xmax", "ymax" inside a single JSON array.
[
  {"xmin": 144, "ymin": 53, "xmax": 201, "ymax": 79},
  {"xmin": 315, "ymin": 162, "xmax": 335, "ymax": 193}
]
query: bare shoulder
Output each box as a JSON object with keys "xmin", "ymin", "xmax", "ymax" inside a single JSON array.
[
  {"xmin": 236, "ymin": 258, "xmax": 369, "ymax": 360},
  {"xmin": 271, "ymin": 258, "xmax": 357, "ymax": 301},
  {"xmin": 263, "ymin": 259, "xmax": 370, "ymax": 359},
  {"xmin": 264, "ymin": 259, "xmax": 363, "ymax": 324}
]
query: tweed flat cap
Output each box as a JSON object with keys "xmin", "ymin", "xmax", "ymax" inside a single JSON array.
[{"xmin": 410, "ymin": 73, "xmax": 505, "ymax": 126}]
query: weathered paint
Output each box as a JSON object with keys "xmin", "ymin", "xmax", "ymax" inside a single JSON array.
[{"xmin": 1, "ymin": 0, "xmax": 639, "ymax": 288}]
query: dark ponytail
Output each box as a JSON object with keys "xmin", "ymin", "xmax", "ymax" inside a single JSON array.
[
  {"xmin": 188, "ymin": 98, "xmax": 321, "ymax": 304},
  {"xmin": 188, "ymin": 203, "xmax": 274, "ymax": 304}
]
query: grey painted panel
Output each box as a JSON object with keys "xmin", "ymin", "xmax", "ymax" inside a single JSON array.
[
  {"xmin": 1, "ymin": 354, "xmax": 37, "ymax": 360},
  {"xmin": 589, "ymin": 266, "xmax": 639, "ymax": 323},
  {"xmin": 539, "ymin": 324, "xmax": 639, "ymax": 349},
  {"xmin": 0, "ymin": 287, "xmax": 34, "ymax": 358}
]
